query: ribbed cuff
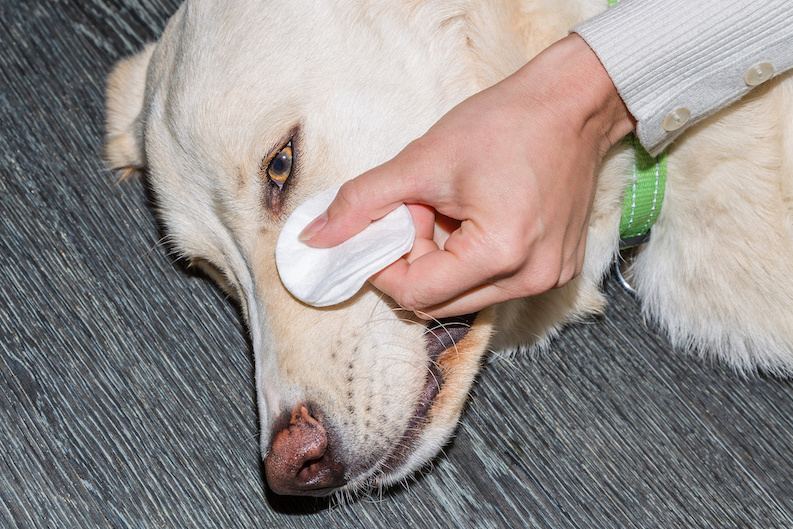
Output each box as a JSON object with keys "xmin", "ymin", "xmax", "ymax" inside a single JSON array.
[{"xmin": 574, "ymin": 0, "xmax": 793, "ymax": 156}]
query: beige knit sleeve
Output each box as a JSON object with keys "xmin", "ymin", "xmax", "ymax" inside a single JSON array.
[{"xmin": 573, "ymin": 0, "xmax": 793, "ymax": 156}]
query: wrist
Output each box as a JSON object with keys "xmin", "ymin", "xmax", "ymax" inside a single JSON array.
[
  {"xmin": 511, "ymin": 33, "xmax": 636, "ymax": 156},
  {"xmin": 566, "ymin": 33, "xmax": 637, "ymax": 152}
]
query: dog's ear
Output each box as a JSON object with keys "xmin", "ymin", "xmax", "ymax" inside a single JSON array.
[{"xmin": 103, "ymin": 44, "xmax": 155, "ymax": 174}]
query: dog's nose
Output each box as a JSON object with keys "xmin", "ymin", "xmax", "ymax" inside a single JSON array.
[{"xmin": 265, "ymin": 404, "xmax": 347, "ymax": 496}]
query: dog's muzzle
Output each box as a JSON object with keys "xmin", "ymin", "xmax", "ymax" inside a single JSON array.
[{"xmin": 263, "ymin": 314, "xmax": 476, "ymax": 496}]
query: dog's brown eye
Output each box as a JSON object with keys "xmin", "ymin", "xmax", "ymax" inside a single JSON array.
[{"xmin": 267, "ymin": 142, "xmax": 292, "ymax": 187}]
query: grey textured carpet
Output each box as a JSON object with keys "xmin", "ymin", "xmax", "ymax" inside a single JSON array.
[{"xmin": 2, "ymin": 1, "xmax": 792, "ymax": 528}]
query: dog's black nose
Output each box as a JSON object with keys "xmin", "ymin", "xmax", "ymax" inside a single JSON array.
[{"xmin": 265, "ymin": 405, "xmax": 347, "ymax": 496}]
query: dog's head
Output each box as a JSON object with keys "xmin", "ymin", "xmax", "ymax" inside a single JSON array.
[{"xmin": 104, "ymin": 0, "xmax": 514, "ymax": 496}]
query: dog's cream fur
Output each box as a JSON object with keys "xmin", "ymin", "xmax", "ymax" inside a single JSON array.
[{"xmin": 105, "ymin": 0, "xmax": 793, "ymax": 495}]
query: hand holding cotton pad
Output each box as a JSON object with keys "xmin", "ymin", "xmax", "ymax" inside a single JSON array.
[{"xmin": 276, "ymin": 185, "xmax": 415, "ymax": 307}]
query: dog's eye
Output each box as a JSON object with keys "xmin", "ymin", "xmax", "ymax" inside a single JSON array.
[{"xmin": 267, "ymin": 142, "xmax": 292, "ymax": 188}]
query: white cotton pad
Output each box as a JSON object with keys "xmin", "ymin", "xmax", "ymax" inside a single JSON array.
[{"xmin": 276, "ymin": 185, "xmax": 415, "ymax": 307}]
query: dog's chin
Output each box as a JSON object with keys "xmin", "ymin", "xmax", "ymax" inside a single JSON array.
[{"xmin": 344, "ymin": 312, "xmax": 492, "ymax": 494}]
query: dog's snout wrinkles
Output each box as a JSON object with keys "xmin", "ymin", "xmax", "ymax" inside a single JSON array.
[{"xmin": 265, "ymin": 405, "xmax": 346, "ymax": 496}]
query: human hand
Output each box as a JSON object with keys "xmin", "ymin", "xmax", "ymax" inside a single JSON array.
[{"xmin": 299, "ymin": 34, "xmax": 635, "ymax": 318}]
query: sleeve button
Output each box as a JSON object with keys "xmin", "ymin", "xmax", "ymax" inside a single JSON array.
[
  {"xmin": 662, "ymin": 107, "xmax": 691, "ymax": 132},
  {"xmin": 745, "ymin": 62, "xmax": 774, "ymax": 86}
]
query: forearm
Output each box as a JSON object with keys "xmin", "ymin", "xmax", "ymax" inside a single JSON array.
[{"xmin": 574, "ymin": 0, "xmax": 793, "ymax": 156}]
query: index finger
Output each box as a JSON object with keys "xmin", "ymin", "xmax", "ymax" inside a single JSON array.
[{"xmin": 300, "ymin": 148, "xmax": 429, "ymax": 248}]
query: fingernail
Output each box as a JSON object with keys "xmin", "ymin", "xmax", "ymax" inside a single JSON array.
[{"xmin": 298, "ymin": 211, "xmax": 328, "ymax": 242}]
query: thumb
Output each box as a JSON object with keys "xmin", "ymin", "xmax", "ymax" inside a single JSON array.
[{"xmin": 299, "ymin": 156, "xmax": 418, "ymax": 248}]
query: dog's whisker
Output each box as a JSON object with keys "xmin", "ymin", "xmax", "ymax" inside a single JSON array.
[
  {"xmin": 367, "ymin": 293, "xmax": 387, "ymax": 321},
  {"xmin": 425, "ymin": 362, "xmax": 443, "ymax": 388},
  {"xmin": 362, "ymin": 315, "xmax": 424, "ymax": 328},
  {"xmin": 231, "ymin": 431, "xmax": 261, "ymax": 449},
  {"xmin": 143, "ymin": 235, "xmax": 171, "ymax": 258},
  {"xmin": 426, "ymin": 318, "xmax": 472, "ymax": 332}
]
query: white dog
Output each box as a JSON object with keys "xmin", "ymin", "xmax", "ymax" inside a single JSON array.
[{"xmin": 104, "ymin": 0, "xmax": 793, "ymax": 497}]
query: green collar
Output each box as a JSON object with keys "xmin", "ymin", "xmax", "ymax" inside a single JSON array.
[
  {"xmin": 619, "ymin": 134, "xmax": 667, "ymax": 248},
  {"xmin": 608, "ymin": 0, "xmax": 668, "ymax": 248}
]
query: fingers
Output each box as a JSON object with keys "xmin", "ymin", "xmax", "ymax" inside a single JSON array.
[
  {"xmin": 377, "ymin": 255, "xmax": 581, "ymax": 320},
  {"xmin": 370, "ymin": 250, "xmax": 483, "ymax": 311},
  {"xmin": 298, "ymin": 178, "xmax": 394, "ymax": 247},
  {"xmin": 405, "ymin": 204, "xmax": 437, "ymax": 242},
  {"xmin": 300, "ymin": 147, "xmax": 431, "ymax": 248},
  {"xmin": 412, "ymin": 283, "xmax": 506, "ymax": 320},
  {"xmin": 372, "ymin": 223, "xmax": 589, "ymax": 318}
]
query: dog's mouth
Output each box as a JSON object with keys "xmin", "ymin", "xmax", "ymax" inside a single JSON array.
[{"xmin": 379, "ymin": 313, "xmax": 477, "ymax": 473}]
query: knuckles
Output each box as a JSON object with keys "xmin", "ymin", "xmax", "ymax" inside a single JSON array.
[
  {"xmin": 390, "ymin": 288, "xmax": 423, "ymax": 314},
  {"xmin": 334, "ymin": 180, "xmax": 366, "ymax": 215}
]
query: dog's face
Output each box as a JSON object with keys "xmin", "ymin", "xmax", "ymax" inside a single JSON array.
[{"xmin": 105, "ymin": 0, "xmax": 499, "ymax": 496}]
